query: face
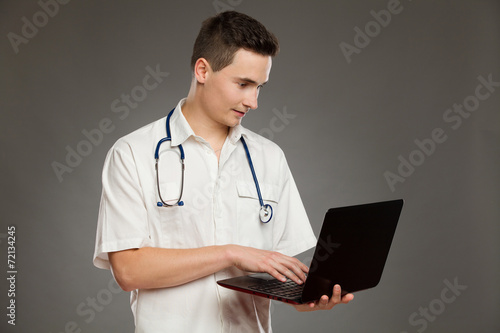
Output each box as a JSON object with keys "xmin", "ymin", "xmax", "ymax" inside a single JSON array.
[{"xmin": 197, "ymin": 48, "xmax": 272, "ymax": 129}]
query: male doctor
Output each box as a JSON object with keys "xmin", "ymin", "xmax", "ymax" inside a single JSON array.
[{"xmin": 93, "ymin": 10, "xmax": 353, "ymax": 332}]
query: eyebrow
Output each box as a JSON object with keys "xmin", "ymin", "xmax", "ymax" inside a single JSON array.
[{"xmin": 239, "ymin": 77, "xmax": 268, "ymax": 87}]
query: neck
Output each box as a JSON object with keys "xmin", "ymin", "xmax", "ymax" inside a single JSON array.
[{"xmin": 182, "ymin": 96, "xmax": 229, "ymax": 148}]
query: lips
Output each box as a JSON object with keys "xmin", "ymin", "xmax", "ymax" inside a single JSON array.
[{"xmin": 233, "ymin": 109, "xmax": 246, "ymax": 117}]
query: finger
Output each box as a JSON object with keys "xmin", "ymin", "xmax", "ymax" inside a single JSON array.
[
  {"xmin": 319, "ymin": 295, "xmax": 329, "ymax": 307},
  {"xmin": 270, "ymin": 265, "xmax": 301, "ymax": 284},
  {"xmin": 329, "ymin": 285, "xmax": 342, "ymax": 304},
  {"xmin": 272, "ymin": 257, "xmax": 307, "ymax": 284},
  {"xmin": 258, "ymin": 253, "xmax": 291, "ymax": 282},
  {"xmin": 341, "ymin": 293, "xmax": 354, "ymax": 304},
  {"xmin": 266, "ymin": 267, "xmax": 288, "ymax": 282},
  {"xmin": 308, "ymin": 296, "xmax": 329, "ymax": 310},
  {"xmin": 262, "ymin": 252, "xmax": 308, "ymax": 284},
  {"xmin": 285, "ymin": 257, "xmax": 309, "ymax": 279},
  {"xmin": 293, "ymin": 258, "xmax": 309, "ymax": 273},
  {"xmin": 282, "ymin": 263, "xmax": 307, "ymax": 284}
]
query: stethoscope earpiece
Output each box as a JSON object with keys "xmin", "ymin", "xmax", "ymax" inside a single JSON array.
[{"xmin": 157, "ymin": 201, "xmax": 184, "ymax": 207}]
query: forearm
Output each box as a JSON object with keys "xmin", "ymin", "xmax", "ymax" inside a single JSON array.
[{"xmin": 109, "ymin": 245, "xmax": 233, "ymax": 291}]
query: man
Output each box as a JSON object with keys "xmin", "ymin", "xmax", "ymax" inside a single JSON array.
[{"xmin": 93, "ymin": 10, "xmax": 353, "ymax": 332}]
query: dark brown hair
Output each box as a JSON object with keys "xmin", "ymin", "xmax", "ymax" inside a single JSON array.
[{"xmin": 190, "ymin": 11, "xmax": 279, "ymax": 72}]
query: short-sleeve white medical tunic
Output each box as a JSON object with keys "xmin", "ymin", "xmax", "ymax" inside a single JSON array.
[{"xmin": 93, "ymin": 99, "xmax": 317, "ymax": 332}]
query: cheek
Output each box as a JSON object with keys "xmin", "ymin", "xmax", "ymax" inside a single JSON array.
[{"xmin": 215, "ymin": 83, "xmax": 239, "ymax": 104}]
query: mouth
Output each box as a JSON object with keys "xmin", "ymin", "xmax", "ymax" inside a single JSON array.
[{"xmin": 232, "ymin": 109, "xmax": 246, "ymax": 117}]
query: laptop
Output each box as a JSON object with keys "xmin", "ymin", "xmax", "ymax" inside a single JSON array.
[{"xmin": 217, "ymin": 199, "xmax": 404, "ymax": 304}]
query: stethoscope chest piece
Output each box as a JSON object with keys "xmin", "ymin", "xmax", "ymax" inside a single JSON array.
[{"xmin": 259, "ymin": 204, "xmax": 273, "ymax": 223}]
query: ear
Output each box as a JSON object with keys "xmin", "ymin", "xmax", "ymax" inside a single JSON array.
[{"xmin": 193, "ymin": 58, "xmax": 211, "ymax": 84}]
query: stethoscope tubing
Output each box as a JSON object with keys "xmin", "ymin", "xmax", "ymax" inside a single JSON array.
[
  {"xmin": 240, "ymin": 137, "xmax": 264, "ymax": 208},
  {"xmin": 155, "ymin": 109, "xmax": 185, "ymax": 207},
  {"xmin": 241, "ymin": 136, "xmax": 272, "ymax": 223},
  {"xmin": 155, "ymin": 108, "xmax": 272, "ymax": 222}
]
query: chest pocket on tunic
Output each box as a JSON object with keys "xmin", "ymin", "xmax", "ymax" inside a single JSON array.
[
  {"xmin": 157, "ymin": 182, "xmax": 194, "ymax": 249},
  {"xmin": 236, "ymin": 181, "xmax": 280, "ymax": 250}
]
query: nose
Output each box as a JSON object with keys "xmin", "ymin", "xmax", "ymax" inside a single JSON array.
[{"xmin": 243, "ymin": 88, "xmax": 259, "ymax": 110}]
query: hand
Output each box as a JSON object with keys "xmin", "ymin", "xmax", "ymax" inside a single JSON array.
[
  {"xmin": 291, "ymin": 284, "xmax": 354, "ymax": 312},
  {"xmin": 227, "ymin": 245, "xmax": 308, "ymax": 284}
]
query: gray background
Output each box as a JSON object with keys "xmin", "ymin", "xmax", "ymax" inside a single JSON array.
[{"xmin": 1, "ymin": 0, "xmax": 499, "ymax": 332}]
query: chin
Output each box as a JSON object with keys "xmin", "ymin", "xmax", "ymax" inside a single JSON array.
[{"xmin": 225, "ymin": 117, "xmax": 242, "ymax": 128}]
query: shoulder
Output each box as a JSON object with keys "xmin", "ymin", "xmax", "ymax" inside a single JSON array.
[
  {"xmin": 239, "ymin": 126, "xmax": 290, "ymax": 173},
  {"xmin": 240, "ymin": 126, "xmax": 285, "ymax": 156},
  {"xmin": 111, "ymin": 116, "xmax": 167, "ymax": 154}
]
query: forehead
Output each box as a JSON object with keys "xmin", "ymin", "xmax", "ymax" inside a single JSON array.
[{"xmin": 221, "ymin": 49, "xmax": 272, "ymax": 83}]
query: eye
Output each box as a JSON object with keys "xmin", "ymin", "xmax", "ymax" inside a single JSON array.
[{"xmin": 238, "ymin": 82, "xmax": 247, "ymax": 87}]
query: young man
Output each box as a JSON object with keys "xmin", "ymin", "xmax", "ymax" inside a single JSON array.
[{"xmin": 93, "ymin": 11, "xmax": 353, "ymax": 332}]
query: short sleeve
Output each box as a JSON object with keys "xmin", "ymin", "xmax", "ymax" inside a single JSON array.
[
  {"xmin": 93, "ymin": 141, "xmax": 153, "ymax": 269},
  {"xmin": 272, "ymin": 155, "xmax": 317, "ymax": 257}
]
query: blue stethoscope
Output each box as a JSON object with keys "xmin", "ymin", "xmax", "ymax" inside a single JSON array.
[{"xmin": 154, "ymin": 109, "xmax": 273, "ymax": 223}]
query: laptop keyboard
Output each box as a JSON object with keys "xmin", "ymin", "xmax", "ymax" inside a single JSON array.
[{"xmin": 248, "ymin": 279, "xmax": 304, "ymax": 298}]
